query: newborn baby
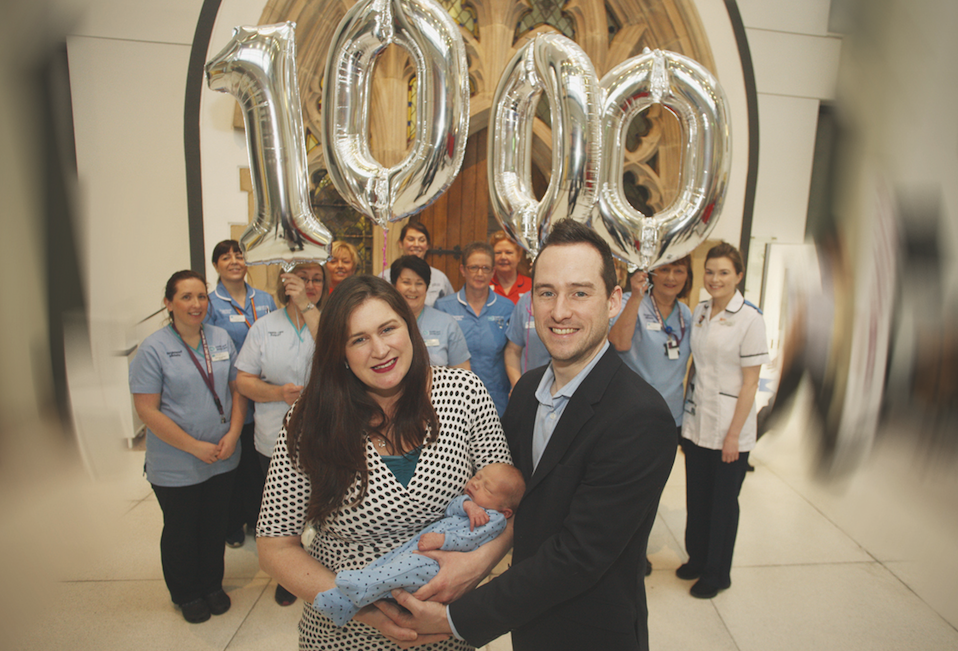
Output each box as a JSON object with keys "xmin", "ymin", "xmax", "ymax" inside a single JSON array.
[{"xmin": 313, "ymin": 463, "xmax": 525, "ymax": 626}]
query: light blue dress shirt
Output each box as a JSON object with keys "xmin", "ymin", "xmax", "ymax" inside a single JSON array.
[{"xmin": 531, "ymin": 342, "xmax": 610, "ymax": 471}]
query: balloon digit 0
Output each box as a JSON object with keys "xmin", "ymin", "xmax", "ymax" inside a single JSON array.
[
  {"xmin": 206, "ymin": 22, "xmax": 332, "ymax": 269},
  {"xmin": 488, "ymin": 34, "xmax": 602, "ymax": 257},
  {"xmin": 594, "ymin": 48, "xmax": 731, "ymax": 270},
  {"xmin": 321, "ymin": 0, "xmax": 470, "ymax": 228}
]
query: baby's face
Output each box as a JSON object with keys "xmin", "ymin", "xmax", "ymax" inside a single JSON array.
[{"xmin": 464, "ymin": 466, "xmax": 513, "ymax": 512}]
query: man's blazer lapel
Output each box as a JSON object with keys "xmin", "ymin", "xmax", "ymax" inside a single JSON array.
[{"xmin": 525, "ymin": 348, "xmax": 620, "ymax": 495}]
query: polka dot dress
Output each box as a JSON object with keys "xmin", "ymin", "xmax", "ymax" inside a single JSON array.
[{"xmin": 258, "ymin": 366, "xmax": 512, "ymax": 650}]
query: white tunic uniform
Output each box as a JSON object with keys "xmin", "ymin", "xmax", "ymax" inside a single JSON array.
[
  {"xmin": 235, "ymin": 308, "xmax": 315, "ymax": 457},
  {"xmin": 682, "ymin": 290, "xmax": 770, "ymax": 452}
]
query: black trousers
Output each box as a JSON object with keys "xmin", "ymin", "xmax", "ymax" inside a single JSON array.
[
  {"xmin": 226, "ymin": 421, "xmax": 265, "ymax": 534},
  {"xmin": 682, "ymin": 439, "xmax": 750, "ymax": 588},
  {"xmin": 152, "ymin": 469, "xmax": 236, "ymax": 605}
]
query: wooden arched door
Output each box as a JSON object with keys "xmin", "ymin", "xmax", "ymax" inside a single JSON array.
[{"xmin": 415, "ymin": 128, "xmax": 496, "ymax": 292}]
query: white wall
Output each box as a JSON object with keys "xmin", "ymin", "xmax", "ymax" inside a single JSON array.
[
  {"xmin": 731, "ymin": 0, "xmax": 842, "ymax": 306},
  {"xmin": 65, "ymin": 0, "xmax": 204, "ymax": 448},
  {"xmin": 66, "ymin": 0, "xmax": 202, "ymax": 325}
]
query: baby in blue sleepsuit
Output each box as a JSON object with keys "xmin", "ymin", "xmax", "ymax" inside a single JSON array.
[{"xmin": 313, "ymin": 462, "xmax": 525, "ymax": 626}]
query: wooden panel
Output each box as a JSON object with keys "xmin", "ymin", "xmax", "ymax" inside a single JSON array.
[{"xmin": 418, "ymin": 128, "xmax": 494, "ymax": 292}]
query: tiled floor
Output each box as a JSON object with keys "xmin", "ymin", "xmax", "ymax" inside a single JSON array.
[{"xmin": 6, "ymin": 411, "xmax": 958, "ymax": 650}]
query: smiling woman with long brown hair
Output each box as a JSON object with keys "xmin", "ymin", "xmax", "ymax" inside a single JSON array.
[{"xmin": 256, "ymin": 275, "xmax": 513, "ymax": 650}]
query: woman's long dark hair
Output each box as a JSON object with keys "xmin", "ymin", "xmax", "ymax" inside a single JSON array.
[{"xmin": 286, "ymin": 274, "xmax": 438, "ymax": 525}]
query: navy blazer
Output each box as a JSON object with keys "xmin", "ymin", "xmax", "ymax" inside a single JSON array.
[{"xmin": 449, "ymin": 347, "xmax": 676, "ymax": 650}]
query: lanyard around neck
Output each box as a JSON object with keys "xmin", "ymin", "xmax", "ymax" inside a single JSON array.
[
  {"xmin": 230, "ymin": 294, "xmax": 258, "ymax": 329},
  {"xmin": 649, "ymin": 296, "xmax": 686, "ymax": 345},
  {"xmin": 170, "ymin": 324, "xmax": 226, "ymax": 422}
]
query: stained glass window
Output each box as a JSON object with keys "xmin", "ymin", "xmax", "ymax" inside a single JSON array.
[
  {"xmin": 438, "ymin": 0, "xmax": 478, "ymax": 38},
  {"xmin": 407, "ymin": 75, "xmax": 418, "ymax": 145},
  {"xmin": 515, "ymin": 0, "xmax": 576, "ymax": 41}
]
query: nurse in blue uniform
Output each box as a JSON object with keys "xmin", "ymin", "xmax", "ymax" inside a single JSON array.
[
  {"xmin": 130, "ymin": 270, "xmax": 247, "ymax": 624},
  {"xmin": 390, "ymin": 255, "xmax": 470, "ymax": 369},
  {"xmin": 608, "ymin": 256, "xmax": 694, "ymax": 438},
  {"xmin": 435, "ymin": 242, "xmax": 513, "ymax": 415},
  {"xmin": 204, "ymin": 240, "xmax": 276, "ymax": 548},
  {"xmin": 679, "ymin": 243, "xmax": 769, "ymax": 599},
  {"xmin": 503, "ymin": 291, "xmax": 550, "ymax": 389},
  {"xmin": 235, "ymin": 262, "xmax": 324, "ymax": 607}
]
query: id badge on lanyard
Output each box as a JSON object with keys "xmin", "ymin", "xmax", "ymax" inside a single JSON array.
[{"xmin": 650, "ymin": 299, "xmax": 686, "ymax": 360}]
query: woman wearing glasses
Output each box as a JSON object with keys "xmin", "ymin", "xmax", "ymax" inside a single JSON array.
[
  {"xmin": 234, "ymin": 263, "xmax": 326, "ymax": 606},
  {"xmin": 435, "ymin": 242, "xmax": 513, "ymax": 416},
  {"xmin": 609, "ymin": 257, "xmax": 694, "ymax": 441}
]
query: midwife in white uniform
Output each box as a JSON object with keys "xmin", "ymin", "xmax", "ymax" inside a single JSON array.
[
  {"xmin": 130, "ymin": 270, "xmax": 247, "ymax": 624},
  {"xmin": 235, "ymin": 262, "xmax": 325, "ymax": 607},
  {"xmin": 678, "ymin": 243, "xmax": 769, "ymax": 600},
  {"xmin": 379, "ymin": 221, "xmax": 454, "ymax": 306},
  {"xmin": 390, "ymin": 255, "xmax": 470, "ymax": 369}
]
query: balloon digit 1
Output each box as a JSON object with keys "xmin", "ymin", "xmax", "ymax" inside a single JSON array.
[
  {"xmin": 594, "ymin": 48, "xmax": 731, "ymax": 270},
  {"xmin": 206, "ymin": 22, "xmax": 332, "ymax": 269},
  {"xmin": 488, "ymin": 34, "xmax": 602, "ymax": 258},
  {"xmin": 321, "ymin": 0, "xmax": 470, "ymax": 228}
]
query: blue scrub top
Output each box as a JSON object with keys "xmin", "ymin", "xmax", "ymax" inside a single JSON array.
[
  {"xmin": 205, "ymin": 280, "xmax": 276, "ymax": 352},
  {"xmin": 612, "ymin": 292, "xmax": 692, "ymax": 426},
  {"xmin": 435, "ymin": 289, "xmax": 512, "ymax": 416},
  {"xmin": 129, "ymin": 324, "xmax": 240, "ymax": 487},
  {"xmin": 505, "ymin": 292, "xmax": 551, "ymax": 374},
  {"xmin": 417, "ymin": 305, "xmax": 471, "ymax": 367},
  {"xmin": 205, "ymin": 280, "xmax": 275, "ymax": 423}
]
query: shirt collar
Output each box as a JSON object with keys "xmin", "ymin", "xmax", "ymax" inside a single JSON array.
[
  {"xmin": 725, "ymin": 290, "xmax": 745, "ymax": 314},
  {"xmin": 535, "ymin": 341, "xmax": 610, "ymax": 405},
  {"xmin": 213, "ymin": 280, "xmax": 252, "ymax": 307},
  {"xmin": 704, "ymin": 289, "xmax": 744, "ymax": 317},
  {"xmin": 456, "ymin": 287, "xmax": 497, "ymax": 309}
]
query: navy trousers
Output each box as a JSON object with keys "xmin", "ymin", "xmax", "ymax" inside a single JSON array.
[
  {"xmin": 152, "ymin": 469, "xmax": 236, "ymax": 604},
  {"xmin": 682, "ymin": 439, "xmax": 750, "ymax": 588}
]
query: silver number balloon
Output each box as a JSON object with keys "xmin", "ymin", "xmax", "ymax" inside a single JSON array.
[
  {"xmin": 206, "ymin": 22, "xmax": 332, "ymax": 270},
  {"xmin": 489, "ymin": 34, "xmax": 602, "ymax": 257},
  {"xmin": 593, "ymin": 48, "xmax": 731, "ymax": 271},
  {"xmin": 322, "ymin": 0, "xmax": 470, "ymax": 228}
]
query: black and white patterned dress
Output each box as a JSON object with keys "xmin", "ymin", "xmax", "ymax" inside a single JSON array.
[{"xmin": 258, "ymin": 366, "xmax": 512, "ymax": 650}]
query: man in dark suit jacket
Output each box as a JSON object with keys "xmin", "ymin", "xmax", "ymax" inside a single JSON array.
[{"xmin": 380, "ymin": 219, "xmax": 676, "ymax": 650}]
